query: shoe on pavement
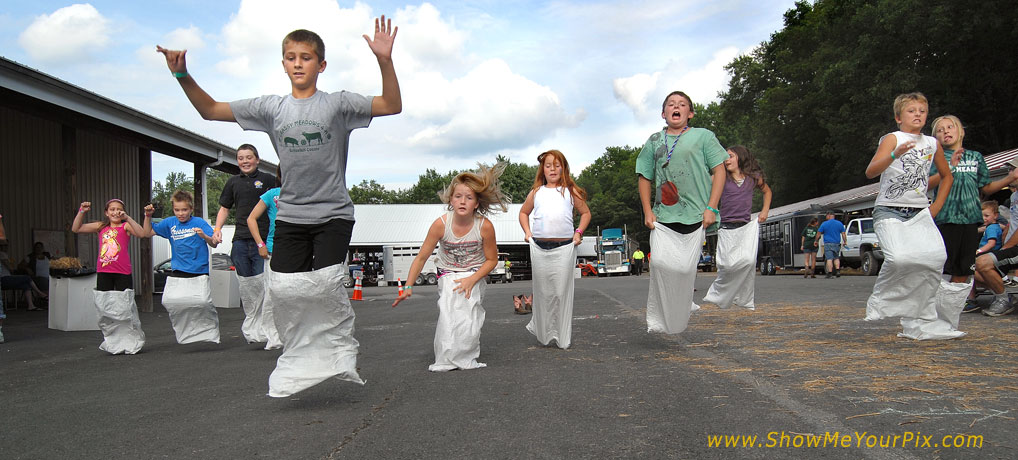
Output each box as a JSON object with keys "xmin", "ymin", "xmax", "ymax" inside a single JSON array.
[
  {"xmin": 983, "ymin": 297, "xmax": 1016, "ymax": 317},
  {"xmin": 962, "ymin": 299, "xmax": 981, "ymax": 313},
  {"xmin": 1005, "ymin": 279, "xmax": 1018, "ymax": 288}
]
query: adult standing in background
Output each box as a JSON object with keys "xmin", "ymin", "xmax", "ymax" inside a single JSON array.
[
  {"xmin": 632, "ymin": 248, "xmax": 645, "ymax": 275},
  {"xmin": 213, "ymin": 144, "xmax": 276, "ymax": 277},
  {"xmin": 815, "ymin": 212, "xmax": 846, "ymax": 278}
]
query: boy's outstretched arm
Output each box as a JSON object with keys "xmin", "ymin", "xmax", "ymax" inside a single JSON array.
[
  {"xmin": 156, "ymin": 46, "xmax": 236, "ymax": 122},
  {"xmin": 363, "ymin": 15, "xmax": 402, "ymax": 116}
]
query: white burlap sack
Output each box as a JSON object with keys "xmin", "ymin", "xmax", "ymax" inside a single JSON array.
[
  {"xmin": 934, "ymin": 279, "xmax": 971, "ymax": 330},
  {"xmin": 162, "ymin": 276, "xmax": 220, "ymax": 344},
  {"xmin": 865, "ymin": 209, "xmax": 945, "ymax": 322},
  {"xmin": 267, "ymin": 264, "xmax": 362, "ymax": 397},
  {"xmin": 899, "ymin": 279, "xmax": 971, "ymax": 340},
  {"xmin": 238, "ymin": 271, "xmax": 281, "ymax": 349},
  {"xmin": 646, "ymin": 225, "xmax": 703, "ymax": 334},
  {"xmin": 527, "ymin": 241, "xmax": 577, "ymax": 349},
  {"xmin": 704, "ymin": 221, "xmax": 759, "ymax": 310},
  {"xmin": 94, "ymin": 289, "xmax": 145, "ymax": 355},
  {"xmin": 431, "ymin": 271, "xmax": 487, "ymax": 372}
]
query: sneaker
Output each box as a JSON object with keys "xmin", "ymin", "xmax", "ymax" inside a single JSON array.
[
  {"xmin": 834, "ymin": 269, "xmax": 841, "ymax": 278},
  {"xmin": 1005, "ymin": 279, "xmax": 1018, "ymax": 288},
  {"xmin": 962, "ymin": 299, "xmax": 982, "ymax": 313},
  {"xmin": 984, "ymin": 297, "xmax": 1016, "ymax": 317},
  {"xmin": 825, "ymin": 273, "xmax": 833, "ymax": 279}
]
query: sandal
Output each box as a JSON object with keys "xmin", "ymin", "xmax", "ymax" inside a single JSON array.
[
  {"xmin": 513, "ymin": 295, "xmax": 526, "ymax": 315},
  {"xmin": 523, "ymin": 295, "xmax": 533, "ymax": 313}
]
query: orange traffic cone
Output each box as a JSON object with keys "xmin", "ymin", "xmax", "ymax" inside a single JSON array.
[
  {"xmin": 397, "ymin": 278, "xmax": 404, "ymax": 296},
  {"xmin": 351, "ymin": 276, "xmax": 363, "ymax": 301}
]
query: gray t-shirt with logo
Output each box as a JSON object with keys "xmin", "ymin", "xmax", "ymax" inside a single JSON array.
[{"xmin": 231, "ymin": 90, "xmax": 372, "ymax": 224}]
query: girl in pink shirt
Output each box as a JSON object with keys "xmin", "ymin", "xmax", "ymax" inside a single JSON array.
[{"xmin": 72, "ymin": 199, "xmax": 154, "ymax": 291}]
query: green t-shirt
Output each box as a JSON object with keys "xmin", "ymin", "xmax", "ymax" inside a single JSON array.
[
  {"xmin": 801, "ymin": 225, "xmax": 818, "ymax": 249},
  {"xmin": 635, "ymin": 127, "xmax": 728, "ymax": 225},
  {"xmin": 929, "ymin": 149, "xmax": 989, "ymax": 225}
]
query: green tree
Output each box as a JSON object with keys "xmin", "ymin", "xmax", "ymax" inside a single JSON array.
[
  {"xmin": 151, "ymin": 171, "xmax": 194, "ymax": 219},
  {"xmin": 349, "ymin": 179, "xmax": 400, "ymax": 204},
  {"xmin": 496, "ymin": 154, "xmax": 539, "ymax": 204},
  {"xmin": 713, "ymin": 0, "xmax": 1018, "ymax": 207},
  {"xmin": 206, "ymin": 168, "xmax": 231, "ymax": 223},
  {"xmin": 576, "ymin": 146, "xmax": 647, "ymax": 248},
  {"xmin": 401, "ymin": 169, "xmax": 459, "ymax": 204}
]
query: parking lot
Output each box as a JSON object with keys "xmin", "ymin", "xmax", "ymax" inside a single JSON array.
[{"xmin": 2, "ymin": 272, "xmax": 1015, "ymax": 459}]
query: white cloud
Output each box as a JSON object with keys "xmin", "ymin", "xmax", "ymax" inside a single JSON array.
[
  {"xmin": 613, "ymin": 46, "xmax": 741, "ymax": 121},
  {"xmin": 405, "ymin": 59, "xmax": 584, "ymax": 154},
  {"xmin": 18, "ymin": 4, "xmax": 111, "ymax": 63}
]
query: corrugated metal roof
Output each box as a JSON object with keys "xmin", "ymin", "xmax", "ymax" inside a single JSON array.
[
  {"xmin": 985, "ymin": 148, "xmax": 1018, "ymax": 172},
  {"xmin": 350, "ymin": 204, "xmax": 528, "ymax": 246}
]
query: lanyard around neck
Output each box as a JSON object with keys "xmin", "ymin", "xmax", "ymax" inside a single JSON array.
[{"xmin": 662, "ymin": 126, "xmax": 690, "ymax": 168}]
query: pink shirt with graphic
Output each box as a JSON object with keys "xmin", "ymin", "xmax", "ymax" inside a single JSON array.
[{"xmin": 97, "ymin": 224, "xmax": 132, "ymax": 275}]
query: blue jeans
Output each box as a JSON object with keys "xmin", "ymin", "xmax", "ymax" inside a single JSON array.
[
  {"xmin": 231, "ymin": 238, "xmax": 265, "ymax": 277},
  {"xmin": 823, "ymin": 243, "xmax": 842, "ymax": 261}
]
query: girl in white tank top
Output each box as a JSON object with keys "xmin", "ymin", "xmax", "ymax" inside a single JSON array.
[
  {"xmin": 517, "ymin": 150, "xmax": 592, "ymax": 344},
  {"xmin": 392, "ymin": 164, "xmax": 509, "ymax": 370}
]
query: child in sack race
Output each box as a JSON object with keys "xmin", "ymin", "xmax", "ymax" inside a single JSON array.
[
  {"xmin": 635, "ymin": 90, "xmax": 728, "ymax": 335},
  {"xmin": 863, "ymin": 92, "xmax": 963, "ymax": 340},
  {"xmin": 393, "ymin": 163, "xmax": 507, "ymax": 371}
]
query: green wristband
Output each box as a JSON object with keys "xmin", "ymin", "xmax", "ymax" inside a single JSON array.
[
  {"xmin": 890, "ymin": 152, "xmax": 896, "ymax": 160},
  {"xmin": 706, "ymin": 206, "xmax": 720, "ymax": 215},
  {"xmin": 172, "ymin": 71, "xmax": 188, "ymax": 79}
]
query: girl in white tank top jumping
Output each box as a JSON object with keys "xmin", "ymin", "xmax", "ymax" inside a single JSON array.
[
  {"xmin": 393, "ymin": 163, "xmax": 509, "ymax": 371},
  {"xmin": 518, "ymin": 150, "xmax": 591, "ymax": 348}
]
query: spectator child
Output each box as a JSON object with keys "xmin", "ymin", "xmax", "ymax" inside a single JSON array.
[
  {"xmin": 393, "ymin": 164, "xmax": 507, "ymax": 371},
  {"xmin": 635, "ymin": 90, "xmax": 728, "ymax": 334},
  {"xmin": 977, "ymin": 201, "xmax": 1003, "ymax": 255},
  {"xmin": 929, "ymin": 115, "xmax": 1018, "ymax": 313},
  {"xmin": 518, "ymin": 150, "xmax": 591, "ymax": 348},
  {"xmin": 704, "ymin": 145, "xmax": 772, "ymax": 309}
]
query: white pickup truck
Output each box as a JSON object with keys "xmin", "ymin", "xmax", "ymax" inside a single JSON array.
[{"xmin": 840, "ymin": 217, "xmax": 884, "ymax": 275}]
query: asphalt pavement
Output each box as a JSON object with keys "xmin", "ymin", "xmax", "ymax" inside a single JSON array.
[{"xmin": 2, "ymin": 271, "xmax": 1015, "ymax": 459}]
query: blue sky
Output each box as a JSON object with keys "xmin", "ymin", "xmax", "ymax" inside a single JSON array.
[{"xmin": 1, "ymin": 0, "xmax": 797, "ymax": 190}]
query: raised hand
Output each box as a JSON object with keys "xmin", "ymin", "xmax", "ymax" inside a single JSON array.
[
  {"xmin": 144, "ymin": 204, "xmax": 155, "ymax": 217},
  {"xmin": 79, "ymin": 201, "xmax": 92, "ymax": 213},
  {"xmin": 362, "ymin": 15, "xmax": 397, "ymax": 61},
  {"xmin": 156, "ymin": 45, "xmax": 188, "ymax": 74}
]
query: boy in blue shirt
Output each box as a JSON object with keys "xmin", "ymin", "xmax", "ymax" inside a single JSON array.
[
  {"xmin": 150, "ymin": 190, "xmax": 218, "ymax": 275},
  {"xmin": 977, "ymin": 201, "xmax": 1003, "ymax": 254}
]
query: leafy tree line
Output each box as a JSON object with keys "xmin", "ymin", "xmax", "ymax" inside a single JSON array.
[
  {"xmin": 349, "ymin": 154, "xmax": 539, "ymax": 205},
  {"xmin": 694, "ymin": 0, "xmax": 1018, "ymax": 206}
]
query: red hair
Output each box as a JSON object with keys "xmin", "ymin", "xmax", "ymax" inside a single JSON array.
[{"xmin": 532, "ymin": 150, "xmax": 587, "ymax": 201}]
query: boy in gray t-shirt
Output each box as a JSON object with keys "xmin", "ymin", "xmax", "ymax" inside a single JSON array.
[
  {"xmin": 158, "ymin": 16, "xmax": 402, "ymax": 273},
  {"xmin": 159, "ymin": 17, "xmax": 402, "ymax": 398}
]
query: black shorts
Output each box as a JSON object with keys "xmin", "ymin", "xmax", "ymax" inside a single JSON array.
[
  {"xmin": 989, "ymin": 246, "xmax": 1018, "ymax": 274},
  {"xmin": 938, "ymin": 223, "xmax": 979, "ymax": 276},
  {"xmin": 271, "ymin": 218, "xmax": 355, "ymax": 273},
  {"xmin": 96, "ymin": 272, "xmax": 133, "ymax": 291},
  {"xmin": 660, "ymin": 221, "xmax": 702, "ymax": 234}
]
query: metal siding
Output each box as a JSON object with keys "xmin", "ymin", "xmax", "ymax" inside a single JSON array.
[
  {"xmin": 76, "ymin": 129, "xmax": 143, "ymax": 289},
  {"xmin": 0, "ymin": 105, "xmax": 66, "ymax": 261}
]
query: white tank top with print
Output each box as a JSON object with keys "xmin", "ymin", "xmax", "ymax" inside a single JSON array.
[{"xmin": 436, "ymin": 211, "xmax": 486, "ymax": 272}]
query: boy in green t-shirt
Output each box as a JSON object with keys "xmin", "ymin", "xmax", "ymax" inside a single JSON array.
[{"xmin": 635, "ymin": 91, "xmax": 728, "ymax": 334}]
